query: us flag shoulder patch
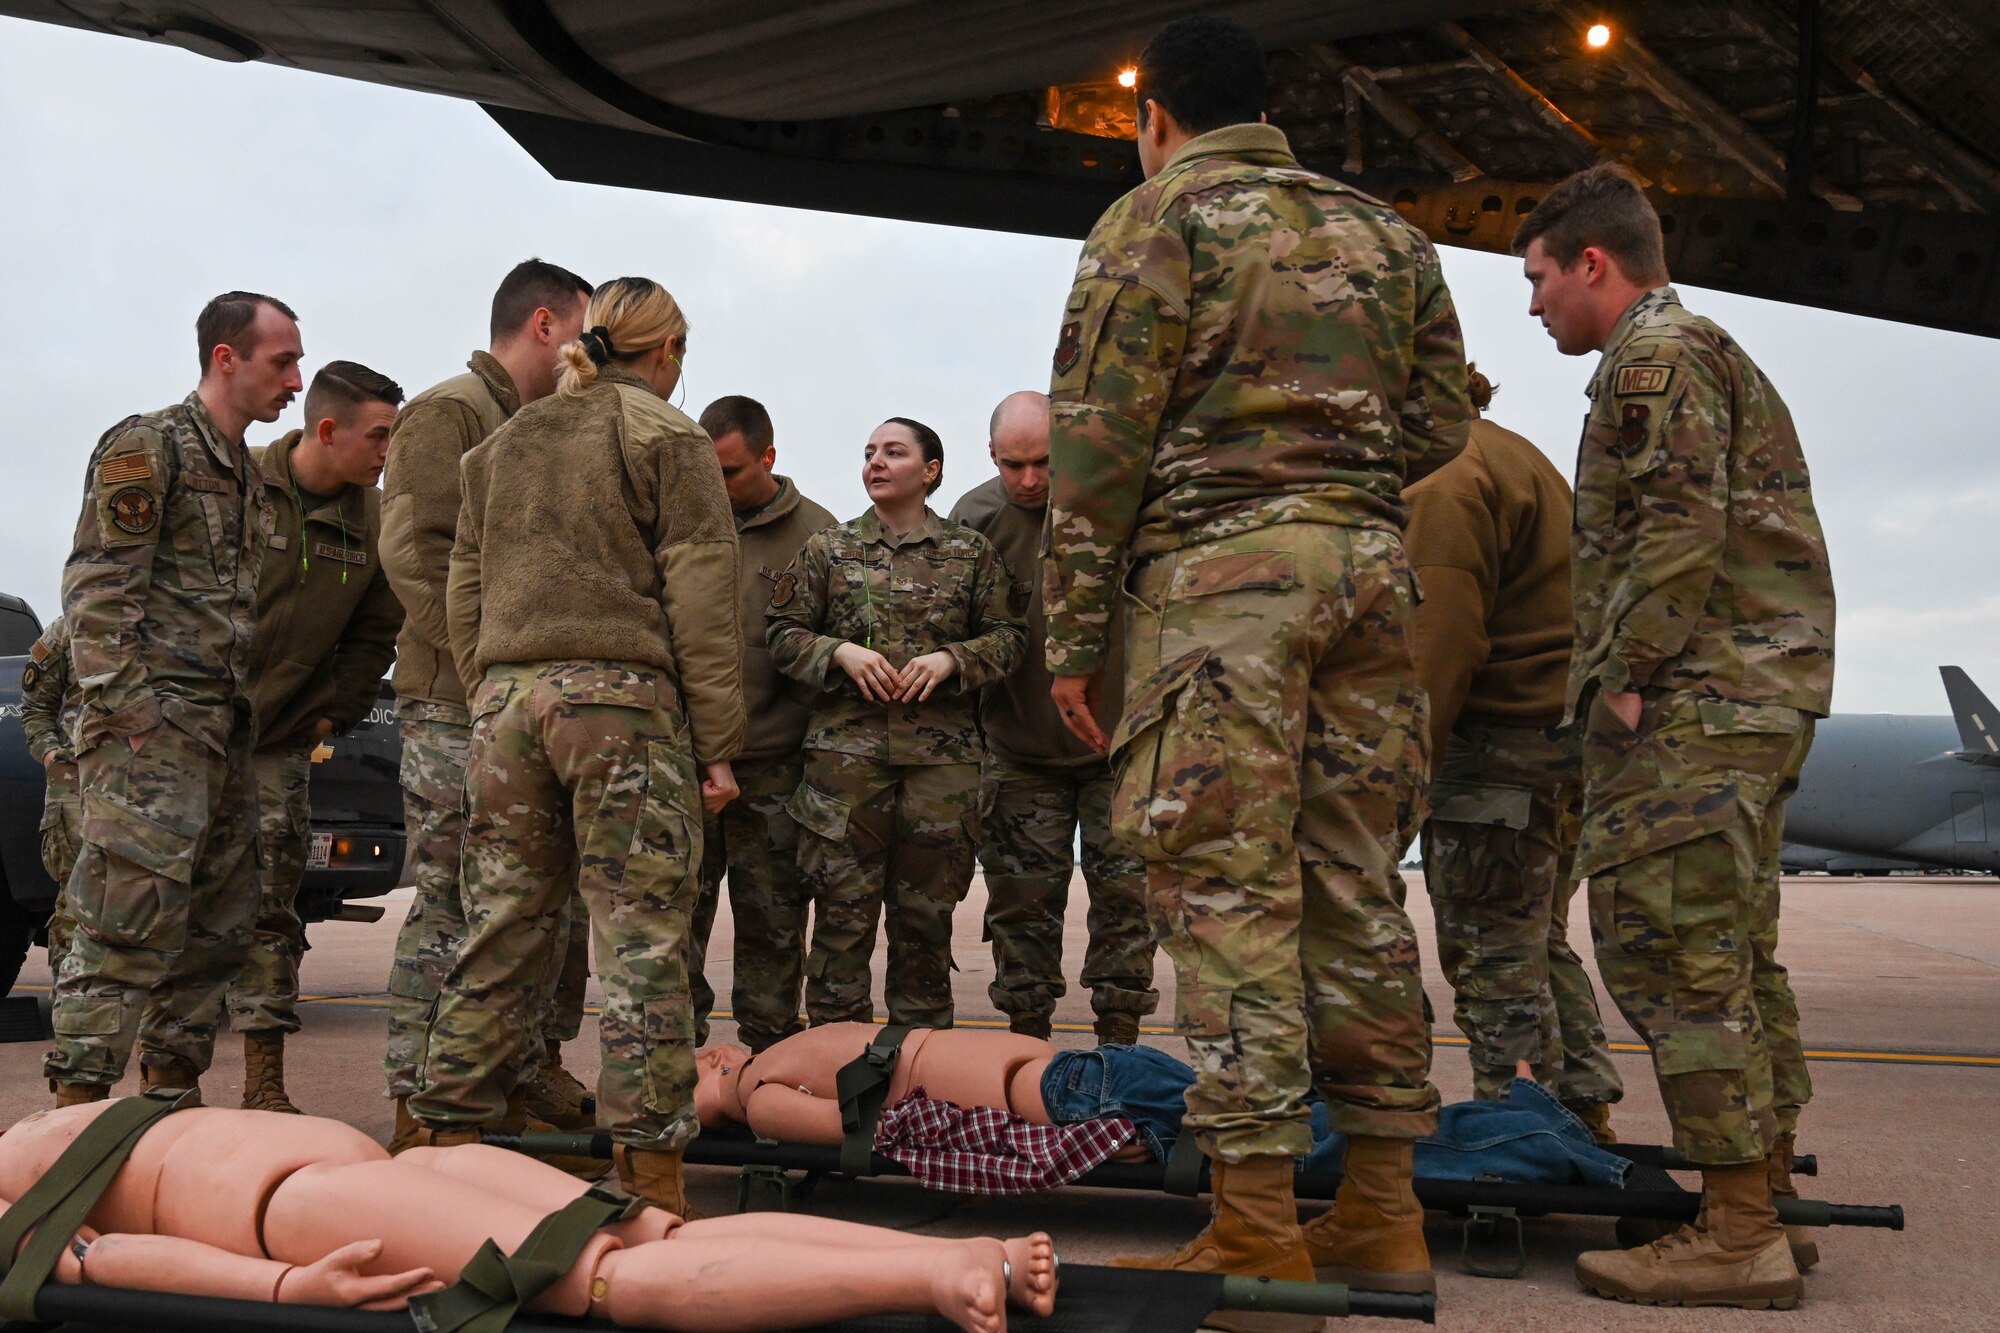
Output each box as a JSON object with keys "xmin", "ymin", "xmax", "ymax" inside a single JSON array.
[{"xmin": 97, "ymin": 453, "xmax": 153, "ymax": 485}]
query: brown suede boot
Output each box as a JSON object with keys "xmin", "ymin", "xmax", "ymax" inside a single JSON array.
[
  {"xmin": 138, "ymin": 1053, "xmax": 204, "ymax": 1105},
  {"xmin": 1009, "ymin": 1012, "xmax": 1053, "ymax": 1039},
  {"xmin": 52, "ymin": 1081, "xmax": 109, "ymax": 1108},
  {"xmin": 387, "ymin": 1097, "xmax": 426, "ymax": 1155},
  {"xmin": 500, "ymin": 1088, "xmax": 607, "ymax": 1179},
  {"xmin": 1302, "ymin": 1135, "xmax": 1434, "ymax": 1294},
  {"xmin": 1564, "ymin": 1099, "xmax": 1617, "ymax": 1145},
  {"xmin": 1111, "ymin": 1154, "xmax": 1318, "ymax": 1333},
  {"xmin": 1770, "ymin": 1133, "xmax": 1819, "ymax": 1272},
  {"xmin": 613, "ymin": 1144, "xmax": 703, "ymax": 1221},
  {"xmin": 409, "ymin": 1122, "xmax": 485, "ymax": 1149},
  {"xmin": 1094, "ymin": 1012, "xmax": 1141, "ymax": 1046},
  {"xmin": 1576, "ymin": 1161, "xmax": 1802, "ymax": 1308},
  {"xmin": 241, "ymin": 1031, "xmax": 304, "ymax": 1114},
  {"xmin": 517, "ymin": 1059, "xmax": 594, "ymax": 1131}
]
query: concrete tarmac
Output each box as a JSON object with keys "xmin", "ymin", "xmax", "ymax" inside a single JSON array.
[{"xmin": 5, "ymin": 871, "xmax": 1995, "ymax": 1331}]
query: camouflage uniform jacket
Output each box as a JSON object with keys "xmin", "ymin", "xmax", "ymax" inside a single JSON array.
[
  {"xmin": 767, "ymin": 508, "xmax": 1026, "ymax": 765},
  {"xmin": 1403, "ymin": 419, "xmax": 1573, "ymax": 755},
  {"xmin": 1569, "ymin": 287, "xmax": 1835, "ymax": 717},
  {"xmin": 1045, "ymin": 122, "xmax": 1472, "ymax": 675},
  {"xmin": 20, "ymin": 616, "xmax": 79, "ymax": 765},
  {"xmin": 62, "ymin": 392, "xmax": 271, "ymax": 753},
  {"xmin": 248, "ymin": 430, "xmax": 404, "ymax": 750},
  {"xmin": 380, "ymin": 351, "xmax": 518, "ymax": 718},
  {"xmin": 949, "ymin": 476, "xmax": 1121, "ymax": 767},
  {"xmin": 448, "ymin": 364, "xmax": 745, "ymax": 764},
  {"xmin": 736, "ymin": 476, "xmax": 837, "ymax": 762}
]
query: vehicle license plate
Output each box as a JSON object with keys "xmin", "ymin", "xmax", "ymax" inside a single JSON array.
[{"xmin": 309, "ymin": 833, "xmax": 333, "ymax": 868}]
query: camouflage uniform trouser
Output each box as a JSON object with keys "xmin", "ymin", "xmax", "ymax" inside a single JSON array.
[
  {"xmin": 689, "ymin": 753, "xmax": 807, "ymax": 1051},
  {"xmin": 790, "ymin": 749, "xmax": 979, "ymax": 1030},
  {"xmin": 384, "ymin": 706, "xmax": 588, "ymax": 1100},
  {"xmin": 410, "ymin": 661, "xmax": 703, "ymax": 1149},
  {"xmin": 979, "ymin": 753, "xmax": 1158, "ymax": 1024},
  {"xmin": 1423, "ymin": 719, "xmax": 1622, "ymax": 1104},
  {"xmin": 1115, "ymin": 525, "xmax": 1440, "ymax": 1161},
  {"xmin": 1579, "ymin": 688, "xmax": 1815, "ymax": 1165},
  {"xmin": 39, "ymin": 758, "xmax": 81, "ymax": 976},
  {"xmin": 225, "ymin": 745, "xmax": 313, "ymax": 1034},
  {"xmin": 46, "ymin": 705, "xmax": 260, "ymax": 1086}
]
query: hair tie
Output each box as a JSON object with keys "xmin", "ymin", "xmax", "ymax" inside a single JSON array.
[{"xmin": 581, "ymin": 325, "xmax": 616, "ymax": 366}]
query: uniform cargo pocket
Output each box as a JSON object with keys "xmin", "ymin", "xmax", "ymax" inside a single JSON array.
[
  {"xmin": 1429, "ymin": 780, "xmax": 1533, "ymax": 830},
  {"xmin": 1111, "ymin": 647, "xmax": 1236, "ymax": 859},
  {"xmin": 1176, "ymin": 550, "xmax": 1296, "ymax": 599},
  {"xmin": 639, "ymin": 994, "xmax": 697, "ymax": 1117},
  {"xmin": 66, "ymin": 844, "xmax": 183, "ymax": 953},
  {"xmin": 785, "ymin": 782, "xmax": 852, "ymax": 843},
  {"xmin": 80, "ymin": 774, "xmax": 200, "ymax": 885},
  {"xmin": 52, "ymin": 994, "xmax": 122, "ymax": 1037},
  {"xmin": 468, "ymin": 675, "xmax": 515, "ymax": 722},
  {"xmin": 624, "ymin": 741, "xmax": 698, "ymax": 904}
]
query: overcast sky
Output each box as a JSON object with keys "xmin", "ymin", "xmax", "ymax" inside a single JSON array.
[{"xmin": 3, "ymin": 16, "xmax": 1993, "ymax": 716}]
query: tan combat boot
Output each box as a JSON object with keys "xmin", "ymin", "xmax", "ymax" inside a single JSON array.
[
  {"xmin": 1111, "ymin": 1154, "xmax": 1318, "ymax": 1333},
  {"xmin": 501, "ymin": 1088, "xmax": 609, "ymax": 1179},
  {"xmin": 517, "ymin": 1057, "xmax": 593, "ymax": 1131},
  {"xmin": 1770, "ymin": 1133, "xmax": 1819, "ymax": 1272},
  {"xmin": 613, "ymin": 1144, "xmax": 703, "ymax": 1221},
  {"xmin": 1094, "ymin": 1012, "xmax": 1141, "ymax": 1046},
  {"xmin": 52, "ymin": 1081, "xmax": 109, "ymax": 1108},
  {"xmin": 1564, "ymin": 1099, "xmax": 1617, "ymax": 1145},
  {"xmin": 1302, "ymin": 1135, "xmax": 1434, "ymax": 1293},
  {"xmin": 241, "ymin": 1031, "xmax": 304, "ymax": 1114},
  {"xmin": 138, "ymin": 1053, "xmax": 204, "ymax": 1105},
  {"xmin": 1576, "ymin": 1161, "xmax": 1802, "ymax": 1308},
  {"xmin": 1009, "ymin": 1013, "xmax": 1053, "ymax": 1039},
  {"xmin": 387, "ymin": 1097, "xmax": 426, "ymax": 1155}
]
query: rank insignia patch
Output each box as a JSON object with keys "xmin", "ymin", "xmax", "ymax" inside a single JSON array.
[
  {"xmin": 108, "ymin": 486, "xmax": 160, "ymax": 535},
  {"xmin": 1615, "ymin": 364, "xmax": 1674, "ymax": 395},
  {"xmin": 97, "ymin": 453, "xmax": 153, "ymax": 486},
  {"xmin": 771, "ymin": 572, "xmax": 797, "ymax": 610},
  {"xmin": 1054, "ymin": 321, "xmax": 1082, "ymax": 375}
]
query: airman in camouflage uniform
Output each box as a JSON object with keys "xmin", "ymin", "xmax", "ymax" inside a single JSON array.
[
  {"xmin": 1516, "ymin": 164, "xmax": 1833, "ymax": 1305},
  {"xmin": 411, "ymin": 284, "xmax": 742, "ymax": 1222},
  {"xmin": 47, "ymin": 293, "xmax": 296, "ymax": 1100},
  {"xmin": 685, "ymin": 397, "xmax": 835, "ymax": 1051},
  {"xmin": 1404, "ymin": 404, "xmax": 1623, "ymax": 1121},
  {"xmin": 949, "ymin": 414, "xmax": 1156, "ymax": 1045},
  {"xmin": 20, "ymin": 617, "xmax": 81, "ymax": 971},
  {"xmin": 768, "ymin": 504, "xmax": 1025, "ymax": 1030},
  {"xmin": 1046, "ymin": 36, "xmax": 1469, "ymax": 1290}
]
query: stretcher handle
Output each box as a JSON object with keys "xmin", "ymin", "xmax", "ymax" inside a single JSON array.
[
  {"xmin": 1217, "ymin": 1275, "xmax": 1435, "ymax": 1323},
  {"xmin": 488, "ymin": 1130, "xmax": 614, "ymax": 1160},
  {"xmin": 1777, "ymin": 1200, "xmax": 1904, "ymax": 1230}
]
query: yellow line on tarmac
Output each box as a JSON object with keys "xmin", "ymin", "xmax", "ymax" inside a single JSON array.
[{"xmin": 14, "ymin": 986, "xmax": 1998, "ymax": 1068}]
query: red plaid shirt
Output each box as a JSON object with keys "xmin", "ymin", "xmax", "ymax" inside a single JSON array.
[{"xmin": 873, "ymin": 1088, "xmax": 1136, "ymax": 1195}]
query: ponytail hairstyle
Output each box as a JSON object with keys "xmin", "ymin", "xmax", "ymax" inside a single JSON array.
[
  {"xmin": 556, "ymin": 276, "xmax": 690, "ymax": 397},
  {"xmin": 1466, "ymin": 361, "xmax": 1497, "ymax": 414},
  {"xmin": 882, "ymin": 416, "xmax": 945, "ymax": 494}
]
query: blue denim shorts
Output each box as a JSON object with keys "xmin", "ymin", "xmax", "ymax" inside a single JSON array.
[{"xmin": 1042, "ymin": 1044, "xmax": 1195, "ymax": 1162}]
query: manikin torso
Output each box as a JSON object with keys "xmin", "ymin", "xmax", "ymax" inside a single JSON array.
[{"xmin": 732, "ymin": 1025, "xmax": 1056, "ymax": 1136}]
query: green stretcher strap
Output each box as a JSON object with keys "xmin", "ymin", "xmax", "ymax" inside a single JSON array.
[
  {"xmin": 408, "ymin": 1184, "xmax": 644, "ymax": 1333},
  {"xmin": 1162, "ymin": 1127, "xmax": 1206, "ymax": 1198},
  {"xmin": 834, "ymin": 1024, "xmax": 912, "ymax": 1178},
  {"xmin": 0, "ymin": 1088, "xmax": 196, "ymax": 1322}
]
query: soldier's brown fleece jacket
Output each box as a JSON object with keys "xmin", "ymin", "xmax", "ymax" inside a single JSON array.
[
  {"xmin": 248, "ymin": 431, "xmax": 403, "ymax": 751},
  {"xmin": 1402, "ymin": 419, "xmax": 1573, "ymax": 758},
  {"xmin": 446, "ymin": 364, "xmax": 745, "ymax": 764},
  {"xmin": 379, "ymin": 351, "xmax": 518, "ymax": 717},
  {"xmin": 735, "ymin": 476, "xmax": 836, "ymax": 762}
]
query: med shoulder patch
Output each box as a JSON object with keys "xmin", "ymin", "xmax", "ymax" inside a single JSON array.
[{"xmin": 1614, "ymin": 363, "xmax": 1676, "ymax": 396}]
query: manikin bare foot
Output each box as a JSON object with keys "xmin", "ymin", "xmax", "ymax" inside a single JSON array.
[
  {"xmin": 939, "ymin": 1238, "xmax": 1010, "ymax": 1333},
  {"xmin": 1003, "ymin": 1232, "xmax": 1059, "ymax": 1316}
]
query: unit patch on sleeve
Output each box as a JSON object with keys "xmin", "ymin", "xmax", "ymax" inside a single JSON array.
[
  {"xmin": 20, "ymin": 662, "xmax": 39, "ymax": 693},
  {"xmin": 108, "ymin": 487, "xmax": 160, "ymax": 535},
  {"xmin": 771, "ymin": 572, "xmax": 797, "ymax": 610},
  {"xmin": 1054, "ymin": 321, "xmax": 1082, "ymax": 376},
  {"xmin": 1614, "ymin": 363, "xmax": 1676, "ymax": 396}
]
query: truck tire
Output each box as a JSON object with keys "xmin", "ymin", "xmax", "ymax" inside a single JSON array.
[{"xmin": 0, "ymin": 890, "xmax": 33, "ymax": 997}]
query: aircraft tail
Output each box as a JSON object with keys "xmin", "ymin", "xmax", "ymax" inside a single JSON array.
[{"xmin": 1940, "ymin": 666, "xmax": 2000, "ymax": 764}]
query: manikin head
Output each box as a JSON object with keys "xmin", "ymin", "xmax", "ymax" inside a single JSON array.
[
  {"xmin": 1133, "ymin": 15, "xmax": 1268, "ymax": 178},
  {"xmin": 294, "ymin": 361, "xmax": 405, "ymax": 491},
  {"xmin": 555, "ymin": 277, "xmax": 690, "ymax": 402},
  {"xmin": 987, "ymin": 391, "xmax": 1051, "ymax": 510},
  {"xmin": 864, "ymin": 417, "xmax": 943, "ymax": 508},
  {"xmin": 693, "ymin": 1042, "xmax": 752, "ymax": 1129},
  {"xmin": 196, "ymin": 292, "xmax": 304, "ymax": 433},
  {"xmin": 488, "ymin": 258, "xmax": 593, "ymax": 403},
  {"xmin": 1511, "ymin": 163, "xmax": 1669, "ymax": 356},
  {"xmin": 700, "ymin": 395, "xmax": 781, "ymax": 514}
]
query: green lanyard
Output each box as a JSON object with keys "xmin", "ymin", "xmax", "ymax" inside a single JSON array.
[{"xmin": 291, "ymin": 481, "xmax": 351, "ymax": 586}]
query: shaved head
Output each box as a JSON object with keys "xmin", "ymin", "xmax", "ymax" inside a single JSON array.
[{"xmin": 988, "ymin": 390, "xmax": 1051, "ymax": 509}]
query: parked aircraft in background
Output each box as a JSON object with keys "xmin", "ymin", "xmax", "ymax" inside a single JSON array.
[{"xmin": 1781, "ymin": 667, "xmax": 2000, "ymax": 875}]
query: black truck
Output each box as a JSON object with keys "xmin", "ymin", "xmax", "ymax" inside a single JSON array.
[{"xmin": 0, "ymin": 593, "xmax": 407, "ymax": 995}]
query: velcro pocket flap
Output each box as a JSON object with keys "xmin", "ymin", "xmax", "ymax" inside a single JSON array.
[
  {"xmin": 1696, "ymin": 699, "xmax": 1803, "ymax": 737},
  {"xmin": 82, "ymin": 788, "xmax": 198, "ymax": 884},
  {"xmin": 785, "ymin": 782, "xmax": 851, "ymax": 843},
  {"xmin": 1429, "ymin": 780, "xmax": 1533, "ymax": 830},
  {"xmin": 557, "ymin": 667, "xmax": 658, "ymax": 709},
  {"xmin": 1177, "ymin": 551, "xmax": 1296, "ymax": 599},
  {"xmin": 1110, "ymin": 647, "xmax": 1212, "ymax": 757}
]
